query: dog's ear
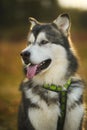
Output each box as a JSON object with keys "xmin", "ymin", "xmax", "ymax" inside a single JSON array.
[
  {"xmin": 29, "ymin": 17, "xmax": 38, "ymax": 29},
  {"xmin": 53, "ymin": 13, "xmax": 70, "ymax": 36}
]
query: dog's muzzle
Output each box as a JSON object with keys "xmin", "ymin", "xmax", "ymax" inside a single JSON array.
[{"xmin": 20, "ymin": 51, "xmax": 52, "ymax": 79}]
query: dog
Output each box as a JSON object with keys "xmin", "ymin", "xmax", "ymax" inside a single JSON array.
[{"xmin": 18, "ymin": 13, "xmax": 84, "ymax": 130}]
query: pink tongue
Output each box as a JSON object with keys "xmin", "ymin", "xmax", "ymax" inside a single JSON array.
[{"xmin": 26, "ymin": 65, "xmax": 38, "ymax": 79}]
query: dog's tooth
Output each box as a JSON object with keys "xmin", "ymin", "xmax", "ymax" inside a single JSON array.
[
  {"xmin": 27, "ymin": 63, "xmax": 31, "ymax": 67},
  {"xmin": 43, "ymin": 61, "xmax": 45, "ymax": 64}
]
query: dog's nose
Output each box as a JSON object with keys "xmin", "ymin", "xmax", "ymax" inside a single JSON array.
[
  {"xmin": 20, "ymin": 51, "xmax": 30, "ymax": 64},
  {"xmin": 20, "ymin": 51, "xmax": 30, "ymax": 58}
]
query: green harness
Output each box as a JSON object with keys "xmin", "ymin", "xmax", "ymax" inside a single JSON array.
[{"xmin": 43, "ymin": 78, "xmax": 72, "ymax": 130}]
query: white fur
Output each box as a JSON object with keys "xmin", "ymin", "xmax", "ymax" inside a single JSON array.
[
  {"xmin": 27, "ymin": 44, "xmax": 51, "ymax": 64},
  {"xmin": 25, "ymin": 89, "xmax": 40, "ymax": 105},
  {"xmin": 32, "ymin": 43, "xmax": 69, "ymax": 86},
  {"xmin": 36, "ymin": 32, "xmax": 48, "ymax": 43},
  {"xmin": 67, "ymin": 86, "xmax": 83, "ymax": 108},
  {"xmin": 28, "ymin": 104, "xmax": 59, "ymax": 130},
  {"xmin": 25, "ymin": 87, "xmax": 58, "ymax": 105},
  {"xmin": 63, "ymin": 87, "xmax": 84, "ymax": 130},
  {"xmin": 28, "ymin": 33, "xmax": 35, "ymax": 43},
  {"xmin": 25, "ymin": 89, "xmax": 60, "ymax": 130},
  {"xmin": 64, "ymin": 105, "xmax": 84, "ymax": 130},
  {"xmin": 54, "ymin": 14, "xmax": 70, "ymax": 36},
  {"xmin": 27, "ymin": 32, "xmax": 52, "ymax": 64},
  {"xmin": 29, "ymin": 17, "xmax": 38, "ymax": 29}
]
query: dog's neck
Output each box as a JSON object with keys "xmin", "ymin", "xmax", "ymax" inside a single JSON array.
[
  {"xmin": 33, "ymin": 76, "xmax": 67, "ymax": 87},
  {"xmin": 32, "ymin": 58, "xmax": 68, "ymax": 87}
]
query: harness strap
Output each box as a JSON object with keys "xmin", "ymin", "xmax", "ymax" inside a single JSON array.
[
  {"xmin": 43, "ymin": 78, "xmax": 71, "ymax": 92},
  {"xmin": 57, "ymin": 91, "xmax": 67, "ymax": 130},
  {"xmin": 43, "ymin": 78, "xmax": 71, "ymax": 130}
]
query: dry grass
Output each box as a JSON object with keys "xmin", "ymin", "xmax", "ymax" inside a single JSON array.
[
  {"xmin": 0, "ymin": 41, "xmax": 25, "ymax": 130},
  {"xmin": 0, "ymin": 31, "xmax": 87, "ymax": 130}
]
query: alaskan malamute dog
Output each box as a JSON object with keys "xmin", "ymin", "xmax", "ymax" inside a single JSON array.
[{"xmin": 18, "ymin": 13, "xmax": 84, "ymax": 130}]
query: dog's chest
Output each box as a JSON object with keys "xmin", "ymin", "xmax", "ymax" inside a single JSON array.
[
  {"xmin": 28, "ymin": 103, "xmax": 59, "ymax": 130},
  {"xmin": 25, "ymin": 88, "xmax": 60, "ymax": 130}
]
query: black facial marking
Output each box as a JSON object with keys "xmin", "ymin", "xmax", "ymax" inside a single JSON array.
[
  {"xmin": 32, "ymin": 23, "xmax": 70, "ymax": 49},
  {"xmin": 32, "ymin": 24, "xmax": 41, "ymax": 39},
  {"xmin": 32, "ymin": 24, "xmax": 53, "ymax": 39}
]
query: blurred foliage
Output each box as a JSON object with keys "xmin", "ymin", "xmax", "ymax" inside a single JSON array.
[
  {"xmin": 0, "ymin": 0, "xmax": 87, "ymax": 41},
  {"xmin": 0, "ymin": 0, "xmax": 59, "ymax": 26},
  {"xmin": 0, "ymin": 0, "xmax": 60, "ymax": 40}
]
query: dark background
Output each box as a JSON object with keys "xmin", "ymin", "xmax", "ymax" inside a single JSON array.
[{"xmin": 0, "ymin": 0, "xmax": 87, "ymax": 130}]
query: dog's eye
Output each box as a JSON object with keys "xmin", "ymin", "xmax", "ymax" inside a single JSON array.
[
  {"xmin": 40, "ymin": 40, "xmax": 48, "ymax": 45},
  {"xmin": 27, "ymin": 41, "xmax": 32, "ymax": 46}
]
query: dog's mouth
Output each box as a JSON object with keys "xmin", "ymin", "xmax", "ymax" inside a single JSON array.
[{"xmin": 26, "ymin": 59, "xmax": 51, "ymax": 79}]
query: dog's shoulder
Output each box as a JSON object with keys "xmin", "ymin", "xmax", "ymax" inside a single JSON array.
[
  {"xmin": 69, "ymin": 76, "xmax": 85, "ymax": 93},
  {"xmin": 67, "ymin": 76, "xmax": 84, "ymax": 111}
]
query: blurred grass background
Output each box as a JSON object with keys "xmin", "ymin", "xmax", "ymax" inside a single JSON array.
[{"xmin": 0, "ymin": 0, "xmax": 87, "ymax": 130}]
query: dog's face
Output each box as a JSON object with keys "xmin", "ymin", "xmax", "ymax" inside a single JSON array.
[{"xmin": 21, "ymin": 14, "xmax": 72, "ymax": 84}]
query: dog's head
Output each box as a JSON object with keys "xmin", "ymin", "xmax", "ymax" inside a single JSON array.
[{"xmin": 20, "ymin": 13, "xmax": 78, "ymax": 85}]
